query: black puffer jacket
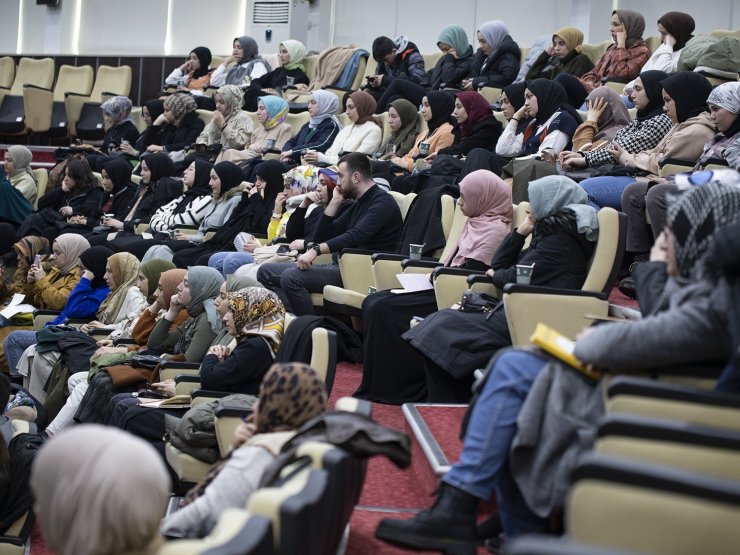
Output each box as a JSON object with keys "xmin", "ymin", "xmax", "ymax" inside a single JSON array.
[
  {"xmin": 471, "ymin": 35, "xmax": 521, "ymax": 89},
  {"xmin": 142, "ymin": 111, "xmax": 205, "ymax": 152},
  {"xmin": 423, "ymin": 49, "xmax": 475, "ymax": 90},
  {"xmin": 438, "ymin": 116, "xmax": 504, "ymax": 156}
]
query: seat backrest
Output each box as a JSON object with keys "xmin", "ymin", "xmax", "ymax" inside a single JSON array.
[
  {"xmin": 11, "ymin": 57, "xmax": 55, "ymax": 95},
  {"xmin": 196, "ymin": 109, "xmax": 214, "ymax": 127},
  {"xmin": 246, "ymin": 110, "xmax": 260, "ymax": 129},
  {"xmin": 0, "ymin": 56, "xmax": 15, "ymax": 89},
  {"xmin": 437, "ymin": 200, "xmax": 468, "ymax": 262},
  {"xmin": 375, "ymin": 110, "xmax": 390, "ymax": 146},
  {"xmin": 130, "ymin": 107, "xmax": 146, "ymax": 133},
  {"xmin": 388, "ymin": 191, "xmax": 416, "ymax": 220},
  {"xmin": 54, "ymin": 65, "xmax": 94, "ymax": 102},
  {"xmin": 421, "ymin": 51, "xmax": 443, "ymax": 71},
  {"xmin": 89, "ymin": 65, "xmax": 132, "ymax": 101},
  {"xmin": 581, "ymin": 40, "xmax": 612, "ymax": 65},
  {"xmin": 302, "ymin": 54, "xmax": 318, "ymax": 81},
  {"xmin": 286, "ymin": 111, "xmax": 310, "ymax": 136},
  {"xmin": 32, "ymin": 169, "xmax": 48, "ymax": 208},
  {"xmin": 338, "ymin": 112, "xmax": 351, "ymax": 127},
  {"xmin": 247, "ymin": 466, "xmax": 330, "ymax": 555},
  {"xmin": 477, "ymin": 86, "xmax": 502, "ymax": 104},
  {"xmin": 581, "ymin": 207, "xmax": 626, "ymax": 294},
  {"xmin": 309, "ymin": 327, "xmax": 337, "ymax": 395}
]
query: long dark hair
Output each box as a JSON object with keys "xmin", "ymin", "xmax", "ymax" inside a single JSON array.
[{"xmin": 65, "ymin": 158, "xmax": 97, "ymax": 194}]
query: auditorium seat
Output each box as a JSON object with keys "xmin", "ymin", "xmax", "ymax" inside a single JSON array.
[
  {"xmin": 66, "ymin": 65, "xmax": 132, "ymax": 140},
  {"xmin": 0, "ymin": 57, "xmax": 55, "ymax": 138}
]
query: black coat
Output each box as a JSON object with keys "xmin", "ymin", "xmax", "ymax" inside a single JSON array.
[
  {"xmin": 120, "ymin": 177, "xmax": 183, "ymax": 233},
  {"xmin": 102, "ymin": 121, "xmax": 140, "ymax": 153},
  {"xmin": 142, "ymin": 112, "xmax": 205, "ymax": 152},
  {"xmin": 37, "ymin": 186, "xmax": 104, "ymax": 218},
  {"xmin": 471, "ymin": 35, "xmax": 521, "ymax": 89},
  {"xmin": 423, "ymin": 51, "xmax": 474, "ymax": 90},
  {"xmin": 438, "ymin": 116, "xmax": 504, "ymax": 157}
]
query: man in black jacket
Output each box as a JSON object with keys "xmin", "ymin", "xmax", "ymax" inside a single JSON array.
[{"xmin": 257, "ymin": 153, "xmax": 402, "ymax": 315}]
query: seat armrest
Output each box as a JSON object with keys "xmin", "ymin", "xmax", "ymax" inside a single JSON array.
[
  {"xmin": 113, "ymin": 338, "xmax": 136, "ymax": 346},
  {"xmin": 23, "ymin": 83, "xmax": 52, "ymax": 93},
  {"xmin": 33, "ymin": 310, "xmax": 62, "ymax": 316},
  {"xmin": 159, "ymin": 361, "xmax": 201, "ymax": 370},
  {"xmin": 371, "ymin": 253, "xmax": 406, "ymax": 262},
  {"xmin": 502, "ymin": 283, "xmax": 608, "ymax": 299},
  {"xmin": 64, "ymin": 91, "xmax": 91, "ymax": 99},
  {"xmin": 401, "ymin": 259, "xmax": 441, "ymax": 270},
  {"xmin": 659, "ymin": 157, "xmax": 695, "ymax": 169},
  {"xmin": 340, "ymin": 247, "xmax": 377, "ymax": 257},
  {"xmin": 215, "ymin": 406, "xmax": 253, "ymax": 419},
  {"xmin": 432, "ymin": 266, "xmax": 477, "ymax": 279},
  {"xmin": 191, "ymin": 389, "xmax": 231, "ymax": 400},
  {"xmin": 466, "ymin": 272, "xmax": 492, "ymax": 286},
  {"xmin": 607, "ymin": 376, "xmax": 740, "ymax": 408},
  {"xmin": 174, "ymin": 375, "xmax": 201, "ymax": 384}
]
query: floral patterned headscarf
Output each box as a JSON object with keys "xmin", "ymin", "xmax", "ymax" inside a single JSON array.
[
  {"xmin": 282, "ymin": 164, "xmax": 320, "ymax": 193},
  {"xmin": 227, "ymin": 287, "xmax": 285, "ymax": 354}
]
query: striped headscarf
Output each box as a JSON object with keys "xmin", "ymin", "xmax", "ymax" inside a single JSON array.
[{"xmin": 227, "ymin": 287, "xmax": 285, "ymax": 354}]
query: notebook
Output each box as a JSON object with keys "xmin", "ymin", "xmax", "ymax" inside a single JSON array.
[{"xmin": 529, "ymin": 323, "xmax": 602, "ymax": 380}]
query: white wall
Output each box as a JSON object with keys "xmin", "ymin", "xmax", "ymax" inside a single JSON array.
[{"xmin": 0, "ymin": 0, "xmax": 737, "ymax": 56}]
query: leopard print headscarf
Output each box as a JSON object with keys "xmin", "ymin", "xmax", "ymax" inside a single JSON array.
[
  {"xmin": 227, "ymin": 287, "xmax": 285, "ymax": 353},
  {"xmin": 255, "ymin": 362, "xmax": 327, "ymax": 434}
]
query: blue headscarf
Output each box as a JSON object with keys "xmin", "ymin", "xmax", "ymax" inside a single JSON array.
[{"xmin": 259, "ymin": 95, "xmax": 289, "ymax": 130}]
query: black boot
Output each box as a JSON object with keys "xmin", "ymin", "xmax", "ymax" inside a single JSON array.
[{"xmin": 375, "ymin": 482, "xmax": 479, "ymax": 554}]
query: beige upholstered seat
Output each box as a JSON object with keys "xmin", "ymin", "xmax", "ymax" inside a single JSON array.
[
  {"xmin": 23, "ymin": 65, "xmax": 94, "ymax": 136},
  {"xmin": 0, "ymin": 57, "xmax": 15, "ymax": 90},
  {"xmin": 65, "ymin": 65, "xmax": 132, "ymax": 137},
  {"xmin": 0, "ymin": 57, "xmax": 55, "ymax": 137}
]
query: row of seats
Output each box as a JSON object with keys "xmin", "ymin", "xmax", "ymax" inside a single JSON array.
[{"xmin": 0, "ymin": 57, "xmax": 131, "ymax": 142}]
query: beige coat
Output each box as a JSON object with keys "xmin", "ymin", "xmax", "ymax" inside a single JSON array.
[{"xmin": 218, "ymin": 122, "xmax": 293, "ymax": 164}]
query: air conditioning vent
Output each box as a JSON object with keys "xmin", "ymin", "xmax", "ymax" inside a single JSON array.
[{"xmin": 253, "ymin": 1, "xmax": 290, "ymax": 24}]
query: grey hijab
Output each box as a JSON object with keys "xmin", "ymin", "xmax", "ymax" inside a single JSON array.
[
  {"xmin": 187, "ymin": 266, "xmax": 226, "ymax": 332},
  {"xmin": 528, "ymin": 176, "xmax": 599, "ymax": 241}
]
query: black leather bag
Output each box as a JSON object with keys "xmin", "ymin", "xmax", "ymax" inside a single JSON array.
[
  {"xmin": 459, "ymin": 291, "xmax": 499, "ymax": 313},
  {"xmin": 131, "ymin": 354, "xmax": 162, "ymax": 370}
]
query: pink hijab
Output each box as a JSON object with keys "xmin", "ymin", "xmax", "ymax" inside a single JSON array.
[{"xmin": 445, "ymin": 170, "xmax": 513, "ymax": 267}]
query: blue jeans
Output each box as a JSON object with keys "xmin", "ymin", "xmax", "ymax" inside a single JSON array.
[
  {"xmin": 4, "ymin": 330, "xmax": 36, "ymax": 374},
  {"xmin": 443, "ymin": 349, "xmax": 549, "ymax": 538},
  {"xmin": 208, "ymin": 251, "xmax": 255, "ymax": 277},
  {"xmin": 579, "ymin": 176, "xmax": 635, "ymax": 210}
]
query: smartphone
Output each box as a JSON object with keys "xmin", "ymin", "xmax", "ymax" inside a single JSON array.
[{"xmin": 34, "ymin": 254, "xmax": 41, "ymax": 268}]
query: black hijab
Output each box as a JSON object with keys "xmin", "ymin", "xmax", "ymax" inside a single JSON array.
[
  {"xmin": 144, "ymin": 99, "xmax": 165, "ymax": 123},
  {"xmin": 553, "ymin": 73, "xmax": 588, "ymax": 109},
  {"xmin": 635, "ymin": 70, "xmax": 669, "ymax": 121},
  {"xmin": 661, "ymin": 71, "xmax": 713, "ymax": 124},
  {"xmin": 503, "ymin": 82, "xmax": 527, "ymax": 111},
  {"xmin": 101, "ymin": 158, "xmax": 133, "ymax": 196},
  {"xmin": 526, "ymin": 79, "xmax": 569, "ymax": 125},
  {"xmin": 141, "ymin": 153, "xmax": 176, "ymax": 184},
  {"xmin": 424, "ymin": 91, "xmax": 456, "ymax": 134},
  {"xmin": 173, "ymin": 160, "xmax": 213, "ymax": 213},
  {"xmin": 190, "ymin": 46, "xmax": 212, "ymax": 79},
  {"xmin": 657, "ymin": 12, "xmax": 695, "ymax": 51},
  {"xmin": 206, "ymin": 160, "xmax": 286, "ymax": 248},
  {"xmin": 213, "ymin": 161, "xmax": 245, "ymax": 197},
  {"xmin": 80, "ymin": 246, "xmax": 114, "ymax": 288}
]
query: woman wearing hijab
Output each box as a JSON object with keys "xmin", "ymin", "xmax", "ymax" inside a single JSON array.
[
  {"xmin": 438, "ymin": 91, "xmax": 503, "ymax": 157},
  {"xmin": 552, "ymin": 73, "xmax": 588, "ymax": 111},
  {"xmin": 496, "ymin": 78, "xmax": 580, "ymax": 160},
  {"xmin": 43, "ymin": 259, "xmax": 175, "ymax": 436},
  {"xmin": 580, "ymin": 10, "xmax": 651, "ymax": 93},
  {"xmin": 89, "ymin": 153, "xmax": 182, "ymax": 246},
  {"xmin": 171, "ymin": 160, "xmax": 285, "ymax": 268},
  {"xmin": 88, "ymin": 96, "xmax": 139, "ymax": 170},
  {"xmin": 108, "ymin": 159, "xmax": 214, "ymax": 257},
  {"xmin": 376, "ymin": 25, "xmax": 474, "ymax": 111},
  {"xmin": 461, "ymin": 20, "xmax": 521, "ymax": 91},
  {"xmin": 119, "ymin": 99, "xmax": 165, "ymax": 160},
  {"xmin": 571, "ymin": 87, "xmax": 632, "ymax": 151},
  {"xmin": 160, "ymin": 361, "xmax": 325, "ymax": 538},
  {"xmin": 579, "ymin": 71, "xmax": 715, "ymax": 210},
  {"xmin": 165, "ymin": 46, "xmax": 213, "ymax": 93},
  {"xmin": 280, "ymin": 90, "xmax": 342, "ymax": 165},
  {"xmin": 526, "ymin": 26, "xmax": 594, "ymax": 80},
  {"xmin": 619, "ymin": 81, "xmax": 740, "ymax": 271},
  {"xmin": 306, "ymin": 90, "xmax": 381, "ymax": 166},
  {"xmin": 142, "ymin": 92, "xmax": 205, "ymax": 155},
  {"xmin": 195, "ymin": 85, "xmax": 253, "ymax": 152},
  {"xmin": 356, "ymin": 170, "xmax": 514, "ymax": 404},
  {"xmin": 219, "ymin": 95, "xmax": 292, "ymax": 179},
  {"xmin": 2, "ymin": 242, "xmax": 108, "ymax": 380},
  {"xmin": 377, "ymin": 174, "xmax": 740, "ymax": 553},
  {"xmin": 402, "ymin": 175, "xmax": 598, "ymax": 403},
  {"xmin": 31, "ymin": 425, "xmax": 170, "ymax": 555},
  {"xmin": 0, "ymin": 236, "xmax": 49, "ymax": 303},
  {"xmin": 23, "ymin": 234, "xmax": 88, "ymax": 311},
  {"xmin": 243, "ymin": 39, "xmax": 310, "ymax": 111},
  {"xmin": 376, "ymin": 99, "xmax": 419, "ymax": 159},
  {"xmin": 210, "ymin": 36, "xmax": 270, "ymax": 88},
  {"xmin": 623, "ymin": 12, "xmax": 695, "ymax": 98},
  {"xmin": 2, "ymin": 145, "xmax": 37, "ymax": 204}
]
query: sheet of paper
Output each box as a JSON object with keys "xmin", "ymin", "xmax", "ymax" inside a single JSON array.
[
  {"xmin": 390, "ymin": 273, "xmax": 433, "ymax": 294},
  {"xmin": 0, "ymin": 304, "xmax": 36, "ymax": 319}
]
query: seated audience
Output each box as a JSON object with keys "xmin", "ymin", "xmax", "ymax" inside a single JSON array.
[
  {"xmin": 526, "ymin": 26, "xmax": 594, "ymax": 80},
  {"xmin": 376, "ymin": 173, "xmax": 740, "ymax": 552},
  {"xmin": 552, "ymin": 73, "xmax": 588, "ymax": 111},
  {"xmin": 0, "ymin": 236, "xmax": 49, "ymax": 303},
  {"xmin": 578, "ymin": 71, "xmax": 714, "ymax": 210},
  {"xmin": 258, "ymin": 153, "xmax": 402, "ymax": 315},
  {"xmin": 164, "ymin": 46, "xmax": 213, "ymax": 93},
  {"xmin": 579, "ymin": 10, "xmax": 650, "ymax": 92},
  {"xmin": 570, "ymin": 87, "xmax": 632, "ymax": 151},
  {"xmin": 85, "ymin": 96, "xmax": 139, "ymax": 171},
  {"xmin": 460, "ymin": 20, "xmax": 520, "ymax": 91},
  {"xmin": 193, "ymin": 85, "xmax": 253, "ymax": 156},
  {"xmin": 118, "ymin": 99, "xmax": 164, "ymax": 160},
  {"xmin": 243, "ymin": 40, "xmax": 309, "ymax": 111},
  {"xmin": 2, "ymin": 145, "xmax": 37, "ymax": 205},
  {"xmin": 356, "ymin": 170, "xmax": 513, "ymax": 403},
  {"xmin": 402, "ymin": 175, "xmax": 598, "ymax": 402},
  {"xmin": 31, "ymin": 424, "xmax": 170, "ymax": 555},
  {"xmin": 375, "ymin": 98, "xmax": 419, "ymax": 159},
  {"xmin": 365, "ymin": 35, "xmax": 426, "ymax": 108},
  {"xmin": 374, "ymin": 25, "xmax": 474, "ymax": 112},
  {"xmin": 304, "ymin": 90, "xmax": 382, "ymax": 165},
  {"xmin": 210, "ymin": 36, "xmax": 270, "ymax": 88},
  {"xmin": 160, "ymin": 361, "xmax": 326, "ymax": 537},
  {"xmin": 438, "ymin": 91, "xmax": 503, "ymax": 157}
]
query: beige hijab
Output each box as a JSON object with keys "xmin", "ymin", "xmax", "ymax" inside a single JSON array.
[
  {"xmin": 30, "ymin": 425, "xmax": 170, "ymax": 555},
  {"xmin": 98, "ymin": 252, "xmax": 140, "ymax": 323},
  {"xmin": 53, "ymin": 233, "xmax": 90, "ymax": 275}
]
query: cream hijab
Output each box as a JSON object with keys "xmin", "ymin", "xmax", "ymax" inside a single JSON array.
[
  {"xmin": 30, "ymin": 425, "xmax": 170, "ymax": 555},
  {"xmin": 98, "ymin": 252, "xmax": 141, "ymax": 323},
  {"xmin": 53, "ymin": 234, "xmax": 90, "ymax": 275}
]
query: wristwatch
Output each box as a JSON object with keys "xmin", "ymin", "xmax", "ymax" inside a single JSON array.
[{"xmin": 311, "ymin": 243, "xmax": 322, "ymax": 256}]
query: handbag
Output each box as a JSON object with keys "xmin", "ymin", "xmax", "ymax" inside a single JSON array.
[
  {"xmin": 131, "ymin": 354, "xmax": 162, "ymax": 370},
  {"xmin": 458, "ymin": 291, "xmax": 499, "ymax": 313}
]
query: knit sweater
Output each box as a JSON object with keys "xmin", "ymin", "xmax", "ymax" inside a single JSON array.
[{"xmin": 316, "ymin": 121, "xmax": 383, "ymax": 165}]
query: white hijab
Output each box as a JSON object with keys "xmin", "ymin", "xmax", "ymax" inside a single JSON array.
[{"xmin": 309, "ymin": 90, "xmax": 341, "ymax": 128}]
